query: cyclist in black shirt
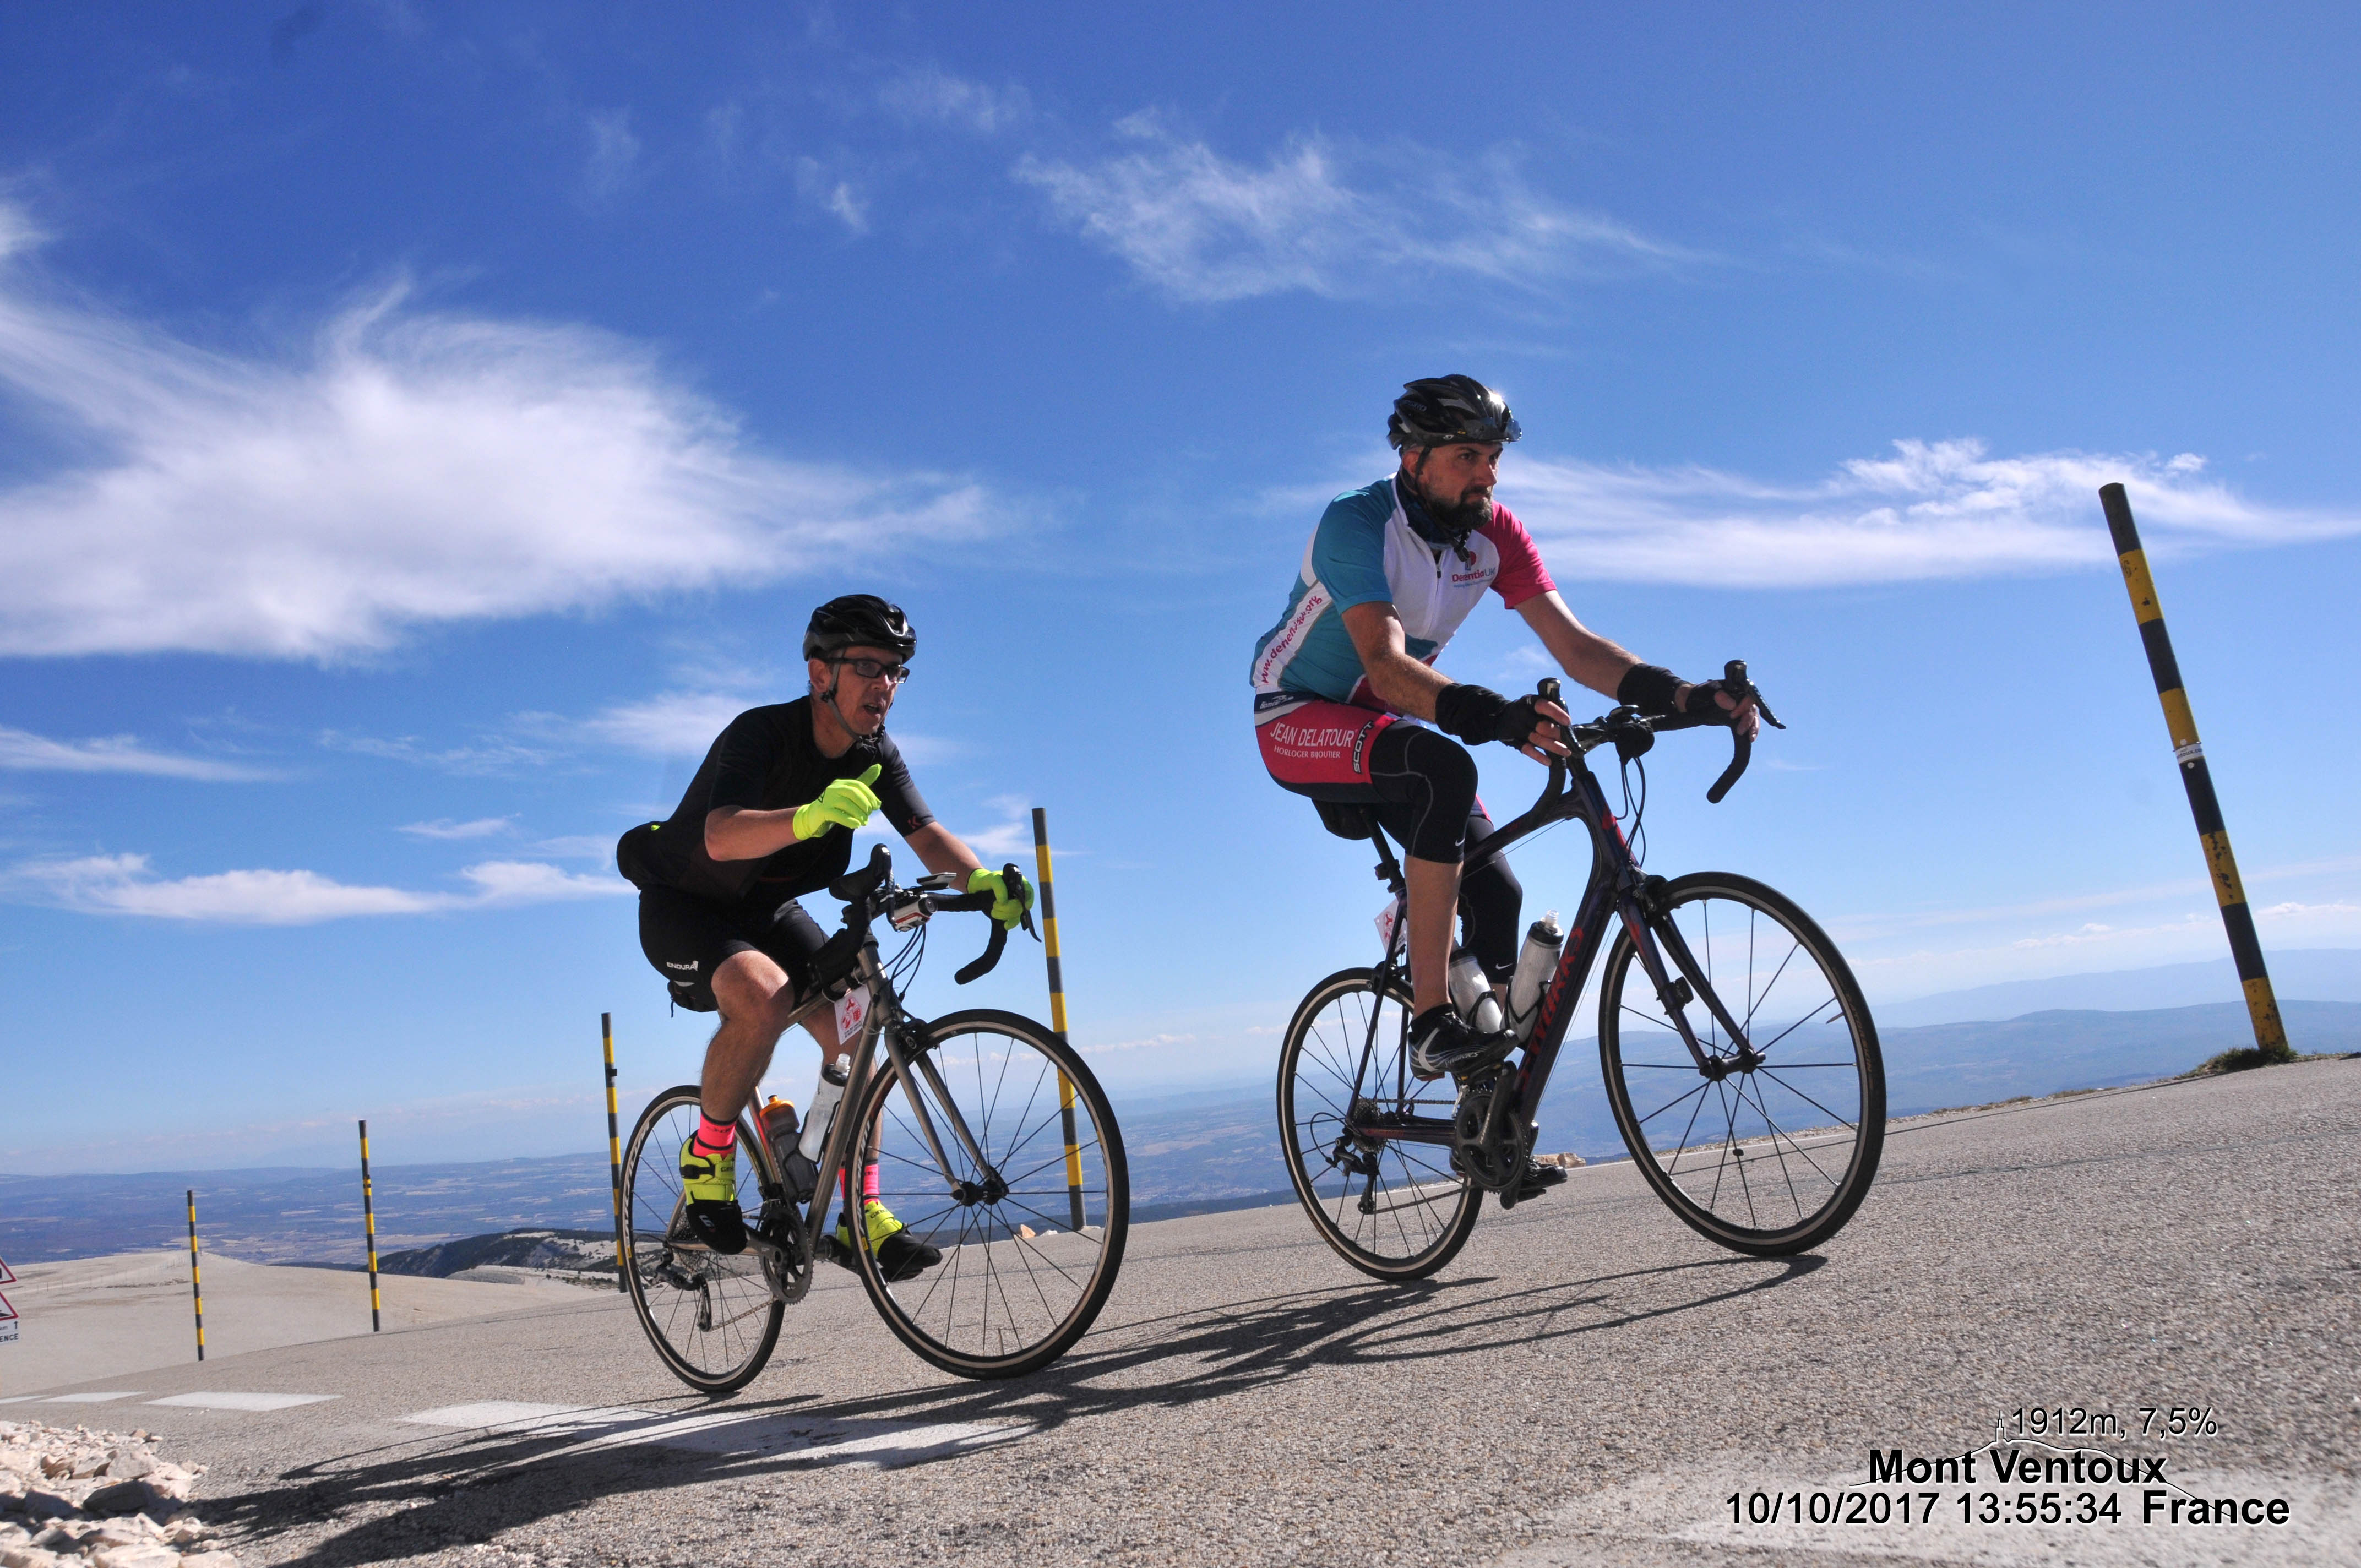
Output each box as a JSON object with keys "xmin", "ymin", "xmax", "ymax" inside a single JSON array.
[{"xmin": 616, "ymin": 596, "xmax": 1031, "ymax": 1261}]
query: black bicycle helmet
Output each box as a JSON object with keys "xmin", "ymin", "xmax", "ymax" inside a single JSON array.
[
  {"xmin": 803, "ymin": 594, "xmax": 917, "ymax": 662},
  {"xmin": 1387, "ymin": 375, "xmax": 1522, "ymax": 450}
]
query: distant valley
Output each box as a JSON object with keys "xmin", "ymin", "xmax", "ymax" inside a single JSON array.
[{"xmin": 4, "ymin": 995, "xmax": 2354, "ymax": 1266}]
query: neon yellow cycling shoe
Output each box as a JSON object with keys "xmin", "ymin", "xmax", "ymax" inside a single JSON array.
[
  {"xmin": 677, "ymin": 1134, "xmax": 746, "ymax": 1255},
  {"xmin": 832, "ymin": 1198, "xmax": 942, "ymax": 1281}
]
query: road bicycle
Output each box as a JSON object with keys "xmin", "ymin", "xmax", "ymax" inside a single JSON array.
[
  {"xmin": 1277, "ymin": 664, "xmax": 1884, "ymax": 1278},
  {"xmin": 621, "ymin": 848, "xmax": 1129, "ymax": 1389}
]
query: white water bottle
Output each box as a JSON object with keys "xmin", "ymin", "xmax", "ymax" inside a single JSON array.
[
  {"xmin": 1509, "ymin": 911, "xmax": 1564, "ymax": 1038},
  {"xmin": 1446, "ymin": 950, "xmax": 1505, "ymax": 1035},
  {"xmin": 796, "ymin": 1055, "xmax": 851, "ymax": 1163}
]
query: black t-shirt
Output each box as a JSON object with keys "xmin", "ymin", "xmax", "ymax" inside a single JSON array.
[{"xmin": 618, "ymin": 699, "xmax": 934, "ymax": 906}]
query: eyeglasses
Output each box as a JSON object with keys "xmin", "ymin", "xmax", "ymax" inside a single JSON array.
[{"xmin": 830, "ymin": 656, "xmax": 911, "ymax": 684}]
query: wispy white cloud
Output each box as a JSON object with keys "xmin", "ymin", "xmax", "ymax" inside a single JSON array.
[
  {"xmin": 570, "ymin": 689, "xmax": 754, "ymax": 756},
  {"xmin": 0, "ymin": 203, "xmax": 993, "ymax": 660},
  {"xmin": 877, "ymin": 68, "xmax": 1030, "ymax": 135},
  {"xmin": 397, "ymin": 815, "xmax": 515, "ymax": 840},
  {"xmin": 15, "ymin": 852, "xmax": 628, "ymax": 924},
  {"xmin": 319, "ymin": 731, "xmax": 554, "ymax": 775},
  {"xmin": 958, "ymin": 793, "xmax": 1037, "ymax": 861},
  {"xmin": 583, "ymin": 108, "xmax": 642, "ymax": 200},
  {"xmin": 1500, "ymin": 439, "xmax": 2361, "ymax": 587},
  {"xmin": 1015, "ymin": 115, "xmax": 1683, "ymax": 303},
  {"xmin": 0, "ymin": 724, "xmax": 269, "ymax": 781},
  {"xmin": 792, "ymin": 157, "xmax": 869, "ymax": 234}
]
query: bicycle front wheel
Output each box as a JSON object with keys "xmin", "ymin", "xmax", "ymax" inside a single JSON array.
[
  {"xmin": 848, "ymin": 1010, "xmax": 1128, "ymax": 1379},
  {"xmin": 621, "ymin": 1084, "xmax": 784, "ymax": 1395},
  {"xmin": 1600, "ymin": 873, "xmax": 1884, "ymax": 1256},
  {"xmin": 1278, "ymin": 967, "xmax": 1481, "ymax": 1281}
]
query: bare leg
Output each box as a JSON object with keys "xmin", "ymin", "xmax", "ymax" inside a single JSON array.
[
  {"xmin": 1405, "ymin": 853, "xmax": 1461, "ymax": 1016},
  {"xmin": 702, "ymin": 950, "xmax": 800, "ymax": 1124}
]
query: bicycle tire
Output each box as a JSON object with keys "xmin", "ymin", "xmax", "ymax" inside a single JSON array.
[
  {"xmin": 1598, "ymin": 873, "xmax": 1884, "ymax": 1256},
  {"xmin": 621, "ymin": 1084, "xmax": 785, "ymax": 1395},
  {"xmin": 846, "ymin": 1010, "xmax": 1129, "ymax": 1379},
  {"xmin": 1277, "ymin": 967, "xmax": 1482, "ymax": 1280}
]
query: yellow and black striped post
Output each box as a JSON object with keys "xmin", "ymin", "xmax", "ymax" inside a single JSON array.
[
  {"xmin": 603, "ymin": 1013, "xmax": 627, "ymax": 1293},
  {"xmin": 2101, "ymin": 483, "xmax": 2290, "ymax": 1062},
  {"xmin": 185, "ymin": 1190, "xmax": 204, "ymax": 1363},
  {"xmin": 1031, "ymin": 808, "xmax": 1087, "ymax": 1232},
  {"xmin": 358, "ymin": 1120, "xmax": 382, "ymax": 1331}
]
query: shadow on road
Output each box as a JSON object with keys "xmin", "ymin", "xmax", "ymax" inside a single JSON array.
[{"xmin": 219, "ymin": 1251, "xmax": 1823, "ymax": 1567}]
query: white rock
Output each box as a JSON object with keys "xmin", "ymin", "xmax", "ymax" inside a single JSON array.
[
  {"xmin": 1, "ymin": 1547, "xmax": 63, "ymax": 1568},
  {"xmin": 90, "ymin": 1547, "xmax": 180, "ymax": 1568},
  {"xmin": 180, "ymin": 1553, "xmax": 238, "ymax": 1568}
]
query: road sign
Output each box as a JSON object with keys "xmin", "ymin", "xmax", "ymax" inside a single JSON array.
[{"xmin": 0, "ymin": 1253, "xmax": 17, "ymax": 1346}]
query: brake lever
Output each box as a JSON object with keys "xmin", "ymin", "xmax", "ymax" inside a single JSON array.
[{"xmin": 1704, "ymin": 658, "xmax": 1782, "ymax": 803}]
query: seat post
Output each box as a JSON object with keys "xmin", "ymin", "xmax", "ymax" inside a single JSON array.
[{"xmin": 1363, "ymin": 809, "xmax": 1406, "ymax": 897}]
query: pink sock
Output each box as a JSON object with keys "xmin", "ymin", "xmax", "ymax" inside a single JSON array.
[
  {"xmin": 695, "ymin": 1112, "xmax": 737, "ymax": 1152},
  {"xmin": 863, "ymin": 1162, "xmax": 880, "ymax": 1200}
]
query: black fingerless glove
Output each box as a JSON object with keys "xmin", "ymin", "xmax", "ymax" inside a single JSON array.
[
  {"xmin": 1434, "ymin": 684, "xmax": 1547, "ymax": 748},
  {"xmin": 1615, "ymin": 663, "xmax": 1684, "ymax": 717},
  {"xmin": 1679, "ymin": 679, "xmax": 1734, "ymax": 722},
  {"xmin": 1432, "ymin": 682, "xmax": 1510, "ymax": 745}
]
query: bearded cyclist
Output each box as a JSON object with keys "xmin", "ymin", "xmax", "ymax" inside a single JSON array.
[
  {"xmin": 1252, "ymin": 377, "xmax": 1758, "ymax": 1124},
  {"xmin": 615, "ymin": 595, "xmax": 1032, "ymax": 1269}
]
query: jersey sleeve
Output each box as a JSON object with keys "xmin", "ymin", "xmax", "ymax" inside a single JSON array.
[
  {"xmin": 703, "ymin": 709, "xmax": 780, "ymax": 813},
  {"xmin": 1483, "ymin": 504, "xmax": 1556, "ymax": 609},
  {"xmin": 1308, "ymin": 489, "xmax": 1396, "ymax": 612},
  {"xmin": 871, "ymin": 737, "xmax": 935, "ymax": 836}
]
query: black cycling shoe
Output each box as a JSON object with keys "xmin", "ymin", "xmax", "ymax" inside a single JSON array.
[
  {"xmin": 680, "ymin": 1199, "xmax": 748, "ymax": 1256},
  {"xmin": 1512, "ymin": 1159, "xmax": 1569, "ymax": 1201},
  {"xmin": 1409, "ymin": 1005, "xmax": 1515, "ymax": 1080},
  {"xmin": 876, "ymin": 1229, "xmax": 943, "ymax": 1282}
]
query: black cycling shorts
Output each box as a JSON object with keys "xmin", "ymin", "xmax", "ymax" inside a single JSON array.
[
  {"xmin": 1260, "ymin": 707, "xmax": 1524, "ymax": 982},
  {"xmin": 637, "ymin": 885, "xmax": 829, "ymax": 1014}
]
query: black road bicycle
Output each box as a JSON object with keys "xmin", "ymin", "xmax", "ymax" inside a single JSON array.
[
  {"xmin": 621, "ymin": 848, "xmax": 1129, "ymax": 1389},
  {"xmin": 1278, "ymin": 664, "xmax": 1884, "ymax": 1278}
]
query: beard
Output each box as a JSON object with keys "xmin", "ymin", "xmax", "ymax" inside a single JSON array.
[{"xmin": 1409, "ymin": 472, "xmax": 1495, "ymax": 536}]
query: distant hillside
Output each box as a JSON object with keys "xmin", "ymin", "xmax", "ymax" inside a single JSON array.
[
  {"xmin": 379, "ymin": 1227, "xmax": 618, "ymax": 1278},
  {"xmin": 1878, "ymin": 948, "xmax": 2361, "ymax": 1027},
  {"xmin": 7, "ymin": 1000, "xmax": 2352, "ymax": 1265}
]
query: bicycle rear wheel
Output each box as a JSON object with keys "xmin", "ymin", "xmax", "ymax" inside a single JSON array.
[
  {"xmin": 1278, "ymin": 967, "xmax": 1481, "ymax": 1281},
  {"xmin": 1599, "ymin": 873, "xmax": 1884, "ymax": 1256},
  {"xmin": 848, "ymin": 1010, "xmax": 1128, "ymax": 1379},
  {"xmin": 621, "ymin": 1084, "xmax": 785, "ymax": 1395}
]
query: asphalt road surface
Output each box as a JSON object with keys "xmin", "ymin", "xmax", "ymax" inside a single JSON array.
[{"xmin": 15, "ymin": 1058, "xmax": 2359, "ymax": 1567}]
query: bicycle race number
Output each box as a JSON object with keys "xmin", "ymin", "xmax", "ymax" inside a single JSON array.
[
  {"xmin": 1374, "ymin": 896, "xmax": 1401, "ymax": 953},
  {"xmin": 834, "ymin": 984, "xmax": 869, "ymax": 1045}
]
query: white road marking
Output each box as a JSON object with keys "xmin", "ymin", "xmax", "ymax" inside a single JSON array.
[
  {"xmin": 0, "ymin": 1396, "xmax": 44, "ymax": 1404},
  {"xmin": 145, "ymin": 1392, "xmax": 340, "ymax": 1412},
  {"xmin": 399, "ymin": 1402, "xmax": 1031, "ymax": 1472},
  {"xmin": 402, "ymin": 1402, "xmax": 656, "ymax": 1434},
  {"xmin": 39, "ymin": 1391, "xmax": 145, "ymax": 1403}
]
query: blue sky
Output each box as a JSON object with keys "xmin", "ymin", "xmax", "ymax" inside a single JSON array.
[{"xmin": 3, "ymin": 2, "xmax": 2356, "ymax": 1174}]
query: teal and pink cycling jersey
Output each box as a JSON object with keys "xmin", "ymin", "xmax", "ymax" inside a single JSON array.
[{"xmin": 1250, "ymin": 475, "xmax": 1555, "ymax": 723}]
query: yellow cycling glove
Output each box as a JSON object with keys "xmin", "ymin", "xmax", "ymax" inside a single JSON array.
[
  {"xmin": 791, "ymin": 765, "xmax": 882, "ymax": 841},
  {"xmin": 966, "ymin": 866, "xmax": 1033, "ymax": 930}
]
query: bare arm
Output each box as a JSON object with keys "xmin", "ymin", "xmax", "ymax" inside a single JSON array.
[
  {"xmin": 704, "ymin": 805, "xmax": 804, "ymax": 863},
  {"xmin": 901, "ymin": 821, "xmax": 982, "ymax": 881},
  {"xmin": 1514, "ymin": 591, "xmax": 1641, "ymax": 699},
  {"xmin": 1516, "ymin": 590, "xmax": 1758, "ymax": 736},
  {"xmin": 1340, "ymin": 601, "xmax": 1451, "ymax": 720}
]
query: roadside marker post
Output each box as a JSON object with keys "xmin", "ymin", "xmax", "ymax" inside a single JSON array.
[
  {"xmin": 186, "ymin": 1191, "xmax": 205, "ymax": 1363},
  {"xmin": 604, "ymin": 1014, "xmax": 627, "ymax": 1293},
  {"xmin": 358, "ymin": 1120, "xmax": 382, "ymax": 1332},
  {"xmin": 1031, "ymin": 807, "xmax": 1088, "ymax": 1232},
  {"xmin": 0, "ymin": 1254, "xmax": 19, "ymax": 1353},
  {"xmin": 2101, "ymin": 482, "xmax": 2290, "ymax": 1062}
]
